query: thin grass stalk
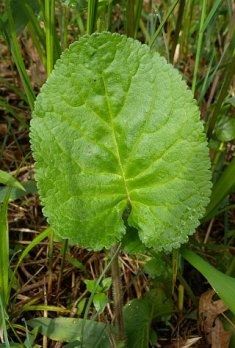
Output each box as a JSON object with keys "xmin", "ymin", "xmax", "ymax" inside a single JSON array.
[
  {"xmin": 45, "ymin": 0, "xmax": 55, "ymax": 76},
  {"xmin": 0, "ymin": 188, "xmax": 11, "ymax": 328},
  {"xmin": 180, "ymin": 0, "xmax": 195, "ymax": 60},
  {"xmin": 0, "ymin": 297, "xmax": 10, "ymax": 345},
  {"xmin": 111, "ymin": 244, "xmax": 125, "ymax": 342},
  {"xmin": 87, "ymin": 0, "xmax": 99, "ymax": 35},
  {"xmin": 80, "ymin": 243, "xmax": 122, "ymax": 346},
  {"xmin": 202, "ymin": 0, "xmax": 224, "ymax": 32},
  {"xmin": 170, "ymin": 0, "xmax": 185, "ymax": 63},
  {"xmin": 27, "ymin": 23, "xmax": 46, "ymax": 68},
  {"xmin": 8, "ymin": 228, "xmax": 52, "ymax": 304},
  {"xmin": 76, "ymin": 13, "xmax": 85, "ymax": 35},
  {"xmin": 47, "ymin": 229, "xmax": 54, "ymax": 298},
  {"xmin": 5, "ymin": 1, "xmax": 35, "ymax": 110},
  {"xmin": 191, "ymin": 0, "xmax": 207, "ymax": 95},
  {"xmin": 204, "ymin": 155, "xmax": 235, "ymax": 221},
  {"xmin": 106, "ymin": 0, "xmax": 113, "ymax": 31},
  {"xmin": 24, "ymin": 2, "xmax": 46, "ymax": 67},
  {"xmin": 24, "ymin": 2, "xmax": 46, "ymax": 49},
  {"xmin": 59, "ymin": 2, "xmax": 69, "ymax": 50},
  {"xmin": 177, "ymin": 271, "xmax": 197, "ymax": 306},
  {"xmin": 150, "ymin": 0, "xmax": 180, "ymax": 48},
  {"xmin": 139, "ymin": 17, "xmax": 150, "ymax": 43},
  {"xmin": 207, "ymin": 55, "xmax": 235, "ymax": 138},
  {"xmin": 198, "ymin": 52, "xmax": 214, "ymax": 104},
  {"xmin": 0, "ymin": 77, "xmax": 26, "ymax": 102},
  {"xmin": 56, "ymin": 239, "xmax": 69, "ymax": 294},
  {"xmin": 134, "ymin": 0, "xmax": 143, "ymax": 39},
  {"xmin": 126, "ymin": 0, "xmax": 135, "ymax": 38},
  {"xmin": 0, "ymin": 99, "xmax": 27, "ymax": 127},
  {"xmin": 158, "ymin": 12, "xmax": 170, "ymax": 61}
]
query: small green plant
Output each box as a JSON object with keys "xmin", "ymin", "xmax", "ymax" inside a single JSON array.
[{"xmin": 30, "ymin": 32, "xmax": 211, "ymax": 345}]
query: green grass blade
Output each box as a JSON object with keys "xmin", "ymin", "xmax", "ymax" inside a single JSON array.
[
  {"xmin": 0, "ymin": 98, "xmax": 27, "ymax": 128},
  {"xmin": 0, "ymin": 188, "xmax": 11, "ymax": 310},
  {"xmin": 126, "ymin": 0, "xmax": 135, "ymax": 38},
  {"xmin": 8, "ymin": 227, "xmax": 52, "ymax": 303},
  {"xmin": 5, "ymin": 0, "xmax": 35, "ymax": 110},
  {"xmin": 87, "ymin": 0, "xmax": 99, "ymax": 35},
  {"xmin": 198, "ymin": 52, "xmax": 214, "ymax": 103},
  {"xmin": 58, "ymin": 2, "xmax": 69, "ymax": 50},
  {"xmin": 179, "ymin": 0, "xmax": 195, "ymax": 60},
  {"xmin": 0, "ymin": 170, "xmax": 25, "ymax": 191},
  {"xmin": 0, "ymin": 297, "xmax": 10, "ymax": 346},
  {"xmin": 203, "ymin": 156, "xmax": 235, "ymax": 221},
  {"xmin": 207, "ymin": 53, "xmax": 235, "ymax": 138},
  {"xmin": 202, "ymin": 0, "xmax": 223, "ymax": 32},
  {"xmin": 170, "ymin": 0, "xmax": 186, "ymax": 63},
  {"xmin": 24, "ymin": 1, "xmax": 46, "ymax": 50},
  {"xmin": 181, "ymin": 249, "xmax": 235, "ymax": 315},
  {"xmin": 106, "ymin": 0, "xmax": 113, "ymax": 31},
  {"xmin": 191, "ymin": 0, "xmax": 207, "ymax": 95},
  {"xmin": 0, "ymin": 77, "xmax": 27, "ymax": 102},
  {"xmin": 45, "ymin": 0, "xmax": 55, "ymax": 76},
  {"xmin": 81, "ymin": 243, "xmax": 122, "ymax": 345},
  {"xmin": 150, "ymin": 0, "xmax": 180, "ymax": 48},
  {"xmin": 134, "ymin": 0, "xmax": 143, "ymax": 38}
]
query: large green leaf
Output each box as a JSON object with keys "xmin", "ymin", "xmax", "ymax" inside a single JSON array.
[
  {"xmin": 27, "ymin": 317, "xmax": 114, "ymax": 347},
  {"xmin": 30, "ymin": 32, "xmax": 211, "ymax": 251}
]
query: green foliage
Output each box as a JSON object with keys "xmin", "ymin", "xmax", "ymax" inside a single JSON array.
[
  {"xmin": 143, "ymin": 255, "xmax": 168, "ymax": 279},
  {"xmin": 0, "ymin": 180, "xmax": 37, "ymax": 203},
  {"xmin": 1, "ymin": 0, "xmax": 234, "ymax": 345},
  {"xmin": 215, "ymin": 114, "xmax": 235, "ymax": 142},
  {"xmin": 204, "ymin": 156, "xmax": 235, "ymax": 221},
  {"xmin": 30, "ymin": 32, "xmax": 211, "ymax": 252},
  {"xmin": 84, "ymin": 277, "xmax": 112, "ymax": 313},
  {"xmin": 0, "ymin": 170, "xmax": 25, "ymax": 191},
  {"xmin": 181, "ymin": 248, "xmax": 235, "ymax": 315},
  {"xmin": 27, "ymin": 317, "xmax": 114, "ymax": 347},
  {"xmin": 123, "ymin": 288, "xmax": 173, "ymax": 348},
  {"xmin": 1, "ymin": 0, "xmax": 40, "ymax": 36}
]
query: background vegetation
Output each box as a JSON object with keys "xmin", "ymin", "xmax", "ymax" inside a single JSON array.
[{"xmin": 0, "ymin": 0, "xmax": 235, "ymax": 347}]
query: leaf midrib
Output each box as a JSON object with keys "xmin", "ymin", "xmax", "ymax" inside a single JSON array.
[{"xmin": 101, "ymin": 74, "xmax": 131, "ymax": 204}]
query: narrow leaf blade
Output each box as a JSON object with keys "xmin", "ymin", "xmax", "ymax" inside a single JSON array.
[{"xmin": 181, "ymin": 249, "xmax": 235, "ymax": 315}]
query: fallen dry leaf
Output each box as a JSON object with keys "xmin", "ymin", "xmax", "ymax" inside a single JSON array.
[
  {"xmin": 163, "ymin": 336, "xmax": 202, "ymax": 348},
  {"xmin": 199, "ymin": 289, "xmax": 231, "ymax": 346},
  {"xmin": 211, "ymin": 318, "xmax": 232, "ymax": 348}
]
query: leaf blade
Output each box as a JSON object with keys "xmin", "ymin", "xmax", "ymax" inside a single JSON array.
[
  {"xmin": 30, "ymin": 32, "xmax": 211, "ymax": 251},
  {"xmin": 181, "ymin": 249, "xmax": 235, "ymax": 315}
]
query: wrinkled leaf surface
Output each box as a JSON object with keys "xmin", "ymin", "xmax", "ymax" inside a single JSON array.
[{"xmin": 30, "ymin": 32, "xmax": 211, "ymax": 251}]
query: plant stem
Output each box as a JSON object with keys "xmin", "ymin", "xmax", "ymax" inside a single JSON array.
[
  {"xmin": 87, "ymin": 0, "xmax": 99, "ymax": 34},
  {"xmin": 170, "ymin": 0, "xmax": 185, "ymax": 63},
  {"xmin": 111, "ymin": 244, "xmax": 125, "ymax": 343},
  {"xmin": 126, "ymin": 0, "xmax": 135, "ymax": 38},
  {"xmin": 5, "ymin": 0, "xmax": 35, "ymax": 110},
  {"xmin": 191, "ymin": 0, "xmax": 207, "ymax": 96},
  {"xmin": 80, "ymin": 243, "xmax": 122, "ymax": 346},
  {"xmin": 206, "ymin": 55, "xmax": 235, "ymax": 138},
  {"xmin": 134, "ymin": 0, "xmax": 143, "ymax": 39},
  {"xmin": 45, "ymin": 0, "xmax": 55, "ymax": 76},
  {"xmin": 150, "ymin": 0, "xmax": 180, "ymax": 48}
]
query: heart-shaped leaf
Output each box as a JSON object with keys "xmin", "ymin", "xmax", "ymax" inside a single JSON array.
[{"xmin": 30, "ymin": 32, "xmax": 211, "ymax": 251}]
